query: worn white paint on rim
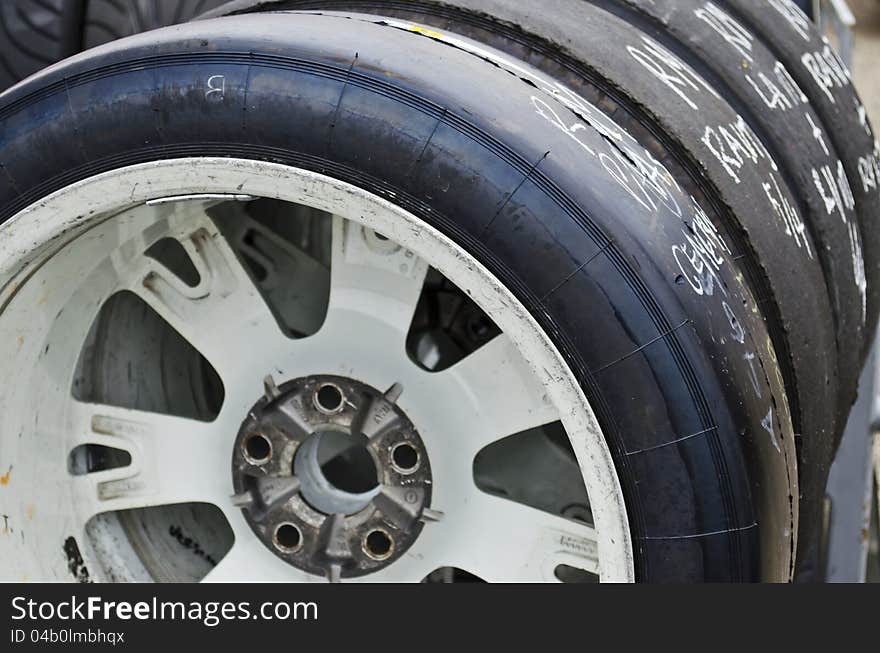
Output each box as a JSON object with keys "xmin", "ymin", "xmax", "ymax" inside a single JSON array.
[{"xmin": 0, "ymin": 158, "xmax": 634, "ymax": 582}]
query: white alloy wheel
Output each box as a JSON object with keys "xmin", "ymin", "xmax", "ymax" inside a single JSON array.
[{"xmin": 0, "ymin": 158, "xmax": 633, "ymax": 583}]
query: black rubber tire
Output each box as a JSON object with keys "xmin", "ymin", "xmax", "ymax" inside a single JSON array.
[
  {"xmin": 0, "ymin": 12, "xmax": 798, "ymax": 581},
  {"xmin": 720, "ymin": 0, "xmax": 880, "ymax": 364},
  {"xmin": 603, "ymin": 0, "xmax": 869, "ymax": 434},
  {"xmin": 589, "ymin": 0, "xmax": 876, "ymax": 579},
  {"xmin": 203, "ymin": 0, "xmax": 846, "ymax": 578},
  {"xmin": 716, "ymin": 0, "xmax": 880, "ymax": 577},
  {"xmin": 0, "ymin": 0, "xmax": 83, "ymax": 92}
]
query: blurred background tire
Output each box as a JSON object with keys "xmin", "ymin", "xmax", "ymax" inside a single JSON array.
[{"xmin": 0, "ymin": 0, "xmax": 83, "ymax": 91}]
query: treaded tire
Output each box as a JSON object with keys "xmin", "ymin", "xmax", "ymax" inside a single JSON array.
[
  {"xmin": 0, "ymin": 0, "xmax": 83, "ymax": 92},
  {"xmin": 0, "ymin": 2, "xmax": 231, "ymax": 93},
  {"xmin": 0, "ymin": 12, "xmax": 799, "ymax": 581},
  {"xmin": 82, "ymin": 0, "xmax": 227, "ymax": 48}
]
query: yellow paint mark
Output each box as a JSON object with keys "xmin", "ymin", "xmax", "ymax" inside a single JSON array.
[
  {"xmin": 17, "ymin": 335, "xmax": 24, "ymax": 348},
  {"xmin": 37, "ymin": 290, "xmax": 49, "ymax": 305},
  {"xmin": 409, "ymin": 25, "xmax": 444, "ymax": 39},
  {"xmin": 25, "ymin": 504, "xmax": 34, "ymax": 521},
  {"xmin": 0, "ymin": 467, "xmax": 10, "ymax": 485}
]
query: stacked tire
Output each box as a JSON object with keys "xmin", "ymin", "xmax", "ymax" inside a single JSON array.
[{"xmin": 1, "ymin": 0, "xmax": 877, "ymax": 581}]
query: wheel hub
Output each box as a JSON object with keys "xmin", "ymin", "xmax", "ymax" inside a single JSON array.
[{"xmin": 231, "ymin": 374, "xmax": 439, "ymax": 581}]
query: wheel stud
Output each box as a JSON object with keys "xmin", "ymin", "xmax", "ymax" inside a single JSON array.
[
  {"xmin": 263, "ymin": 374, "xmax": 281, "ymax": 400},
  {"xmin": 231, "ymin": 491, "xmax": 254, "ymax": 508},
  {"xmin": 420, "ymin": 508, "xmax": 444, "ymax": 523}
]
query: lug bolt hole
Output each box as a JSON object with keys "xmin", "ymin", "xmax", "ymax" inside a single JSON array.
[
  {"xmin": 273, "ymin": 523, "xmax": 303, "ymax": 553},
  {"xmin": 363, "ymin": 529, "xmax": 394, "ymax": 560},
  {"xmin": 243, "ymin": 434, "xmax": 272, "ymax": 464},
  {"xmin": 390, "ymin": 442, "xmax": 420, "ymax": 474},
  {"xmin": 314, "ymin": 383, "xmax": 345, "ymax": 414}
]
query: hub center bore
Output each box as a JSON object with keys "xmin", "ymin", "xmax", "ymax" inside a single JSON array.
[
  {"xmin": 230, "ymin": 374, "xmax": 440, "ymax": 581},
  {"xmin": 294, "ymin": 429, "xmax": 380, "ymax": 515}
]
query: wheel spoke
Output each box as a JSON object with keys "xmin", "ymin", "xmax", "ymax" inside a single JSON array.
[
  {"xmin": 209, "ymin": 204, "xmax": 331, "ymax": 338},
  {"xmin": 431, "ymin": 334, "xmax": 560, "ymax": 455},
  {"xmin": 319, "ymin": 215, "xmax": 428, "ymax": 350},
  {"xmin": 442, "ymin": 490, "xmax": 599, "ymax": 582},
  {"xmin": 66, "ymin": 400, "xmax": 233, "ymax": 521},
  {"xmin": 113, "ymin": 200, "xmax": 289, "ymax": 378}
]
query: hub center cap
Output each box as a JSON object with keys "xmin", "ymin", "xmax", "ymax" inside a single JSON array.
[{"xmin": 231, "ymin": 374, "xmax": 439, "ymax": 581}]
